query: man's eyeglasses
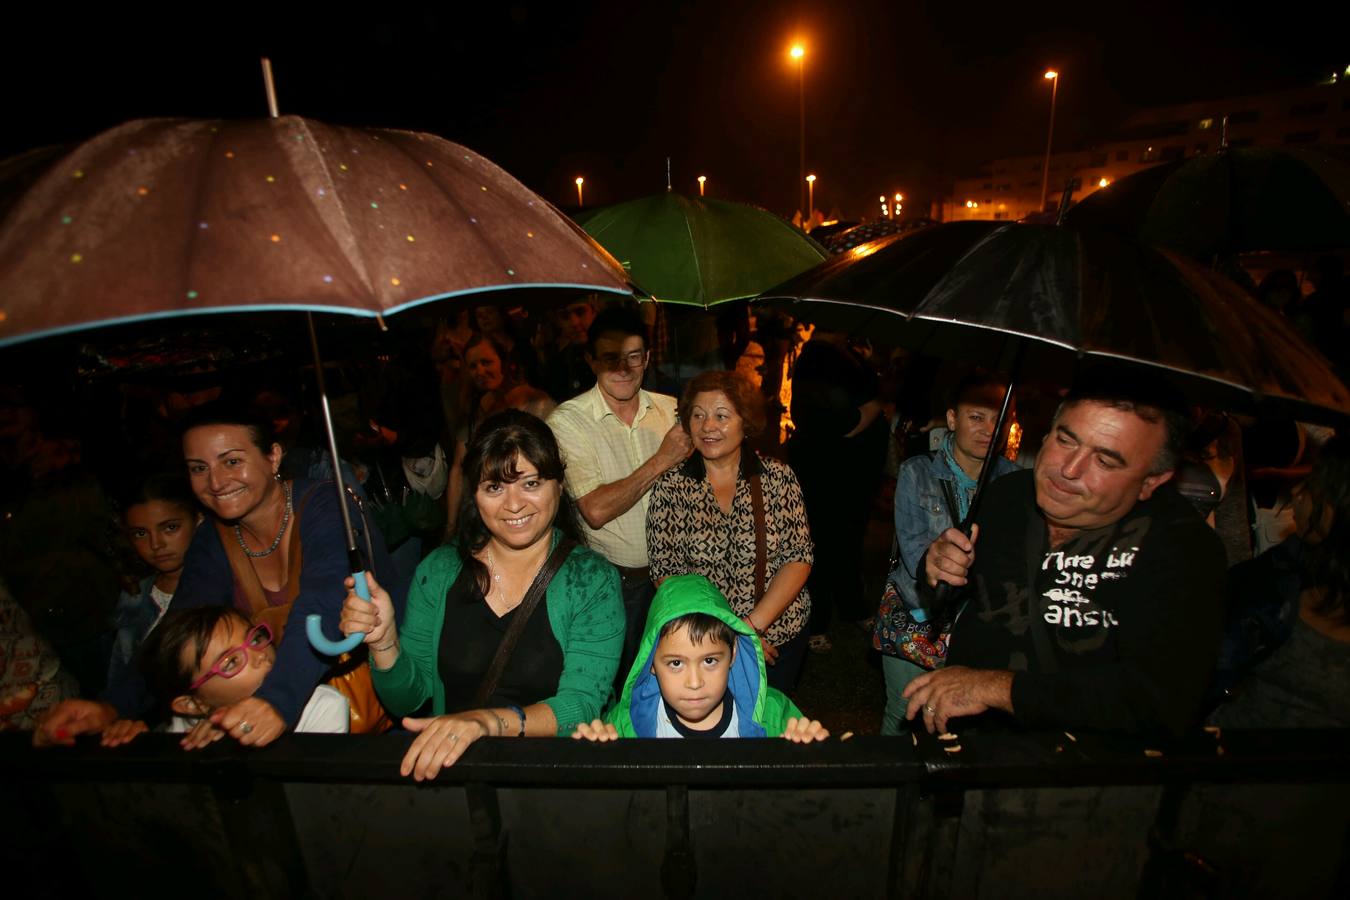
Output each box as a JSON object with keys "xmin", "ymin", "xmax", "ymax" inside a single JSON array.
[
  {"xmin": 189, "ymin": 622, "xmax": 274, "ymax": 691},
  {"xmin": 594, "ymin": 350, "xmax": 648, "ymax": 371}
]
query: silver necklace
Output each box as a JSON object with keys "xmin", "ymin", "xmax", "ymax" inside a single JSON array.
[
  {"xmin": 484, "ymin": 543, "xmax": 505, "ymax": 603},
  {"xmin": 484, "ymin": 542, "xmax": 548, "ymax": 608},
  {"xmin": 234, "ymin": 481, "xmax": 292, "ymax": 559}
]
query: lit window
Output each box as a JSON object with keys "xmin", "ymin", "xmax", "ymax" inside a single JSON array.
[{"xmin": 1198, "ymin": 118, "xmax": 1214, "ymax": 130}]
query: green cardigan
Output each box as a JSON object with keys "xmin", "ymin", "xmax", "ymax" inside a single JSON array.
[{"xmin": 370, "ymin": 531, "xmax": 624, "ymax": 734}]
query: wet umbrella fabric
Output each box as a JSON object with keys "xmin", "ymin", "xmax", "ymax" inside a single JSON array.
[
  {"xmin": 1065, "ymin": 147, "xmax": 1350, "ymax": 262},
  {"xmin": 821, "ymin": 218, "xmax": 937, "ymax": 254},
  {"xmin": 575, "ymin": 192, "xmax": 827, "ymax": 307},
  {"xmin": 763, "ymin": 221, "xmax": 1350, "ymax": 424},
  {"xmin": 0, "ymin": 116, "xmax": 632, "ymax": 348}
]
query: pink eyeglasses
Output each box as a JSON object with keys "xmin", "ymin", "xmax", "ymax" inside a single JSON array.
[{"xmin": 189, "ymin": 622, "xmax": 274, "ymax": 691}]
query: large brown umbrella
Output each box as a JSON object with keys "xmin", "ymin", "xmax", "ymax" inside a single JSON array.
[
  {"xmin": 0, "ymin": 116, "xmax": 631, "ymax": 347},
  {"xmin": 0, "ymin": 114, "xmax": 635, "ymax": 656}
]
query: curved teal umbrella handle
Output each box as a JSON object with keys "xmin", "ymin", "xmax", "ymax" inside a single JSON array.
[{"xmin": 306, "ymin": 569, "xmax": 370, "ymax": 656}]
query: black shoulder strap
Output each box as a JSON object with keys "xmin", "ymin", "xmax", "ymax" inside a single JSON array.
[{"xmin": 472, "ymin": 536, "xmax": 577, "ymax": 708}]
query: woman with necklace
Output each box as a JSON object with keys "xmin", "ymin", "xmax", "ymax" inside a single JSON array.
[
  {"xmin": 36, "ymin": 404, "xmax": 406, "ymax": 749},
  {"xmin": 339, "ymin": 409, "xmax": 623, "ymax": 780}
]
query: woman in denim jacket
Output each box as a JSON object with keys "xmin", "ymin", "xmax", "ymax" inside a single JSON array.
[{"xmin": 881, "ymin": 375, "xmax": 1017, "ymax": 735}]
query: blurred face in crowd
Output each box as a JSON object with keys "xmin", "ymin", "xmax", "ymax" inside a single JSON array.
[
  {"xmin": 557, "ymin": 301, "xmax": 597, "ymax": 346},
  {"xmin": 466, "ymin": 341, "xmax": 507, "ymax": 393},
  {"xmin": 475, "ymin": 305, "xmax": 505, "ymax": 333},
  {"xmin": 588, "ymin": 332, "xmax": 648, "ymax": 407},
  {"xmin": 125, "ymin": 500, "xmax": 198, "ymax": 576},
  {"xmin": 688, "ymin": 390, "xmax": 745, "ymax": 464},
  {"xmin": 183, "ymin": 425, "xmax": 283, "ymax": 524},
  {"xmin": 1034, "ymin": 400, "xmax": 1173, "ymax": 534}
]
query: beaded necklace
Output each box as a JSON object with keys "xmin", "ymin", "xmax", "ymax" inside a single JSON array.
[{"xmin": 234, "ymin": 481, "xmax": 292, "ymax": 559}]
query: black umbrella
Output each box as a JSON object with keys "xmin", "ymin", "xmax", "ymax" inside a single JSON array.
[
  {"xmin": 762, "ymin": 220, "xmax": 1350, "ymax": 586},
  {"xmin": 1065, "ymin": 146, "xmax": 1350, "ymax": 262},
  {"xmin": 764, "ymin": 221, "xmax": 1350, "ymax": 425}
]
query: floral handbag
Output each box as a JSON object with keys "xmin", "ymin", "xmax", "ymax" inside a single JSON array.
[
  {"xmin": 872, "ymin": 472, "xmax": 961, "ymax": 670},
  {"xmin": 872, "ymin": 578, "xmax": 953, "ymax": 670}
]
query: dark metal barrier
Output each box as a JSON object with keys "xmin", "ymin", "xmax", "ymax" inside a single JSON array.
[{"xmin": 3, "ymin": 729, "xmax": 1348, "ymax": 899}]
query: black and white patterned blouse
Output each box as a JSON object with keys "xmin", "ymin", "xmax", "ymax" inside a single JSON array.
[{"xmin": 647, "ymin": 453, "xmax": 813, "ymax": 646}]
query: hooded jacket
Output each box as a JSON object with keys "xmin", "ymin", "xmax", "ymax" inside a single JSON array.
[{"xmin": 605, "ymin": 574, "xmax": 803, "ymax": 737}]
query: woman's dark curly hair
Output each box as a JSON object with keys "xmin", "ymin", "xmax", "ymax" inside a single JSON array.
[
  {"xmin": 454, "ymin": 409, "xmax": 582, "ymax": 593},
  {"xmin": 1299, "ymin": 435, "xmax": 1350, "ymax": 625}
]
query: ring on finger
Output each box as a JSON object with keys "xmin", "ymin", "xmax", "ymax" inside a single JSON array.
[
  {"xmin": 450, "ymin": 733, "xmax": 459, "ymax": 743},
  {"xmin": 239, "ymin": 721, "xmax": 253, "ymax": 734},
  {"xmin": 924, "ymin": 705, "xmax": 936, "ymax": 715}
]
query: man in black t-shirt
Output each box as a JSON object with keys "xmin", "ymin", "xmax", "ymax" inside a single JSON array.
[{"xmin": 903, "ymin": 372, "xmax": 1226, "ymax": 737}]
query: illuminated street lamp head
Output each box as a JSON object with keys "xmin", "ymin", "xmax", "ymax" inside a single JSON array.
[
  {"xmin": 894, "ymin": 193, "xmax": 903, "ymax": 202},
  {"xmin": 575, "ymin": 177, "xmax": 584, "ymax": 186},
  {"xmin": 698, "ymin": 175, "xmax": 707, "ymax": 184},
  {"xmin": 790, "ymin": 44, "xmax": 805, "ymax": 60},
  {"xmin": 806, "ymin": 174, "xmax": 816, "ymax": 184},
  {"xmin": 1044, "ymin": 69, "xmax": 1059, "ymax": 80},
  {"xmin": 1098, "ymin": 177, "xmax": 1110, "ymax": 188}
]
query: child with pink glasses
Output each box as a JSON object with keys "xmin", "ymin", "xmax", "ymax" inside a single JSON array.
[{"xmin": 139, "ymin": 606, "xmax": 348, "ymax": 747}]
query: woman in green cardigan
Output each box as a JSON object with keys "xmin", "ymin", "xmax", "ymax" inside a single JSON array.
[{"xmin": 340, "ymin": 409, "xmax": 623, "ymax": 780}]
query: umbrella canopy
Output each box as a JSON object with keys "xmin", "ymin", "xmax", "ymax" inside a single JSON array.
[
  {"xmin": 575, "ymin": 192, "xmax": 827, "ymax": 307},
  {"xmin": 762, "ymin": 221, "xmax": 1350, "ymax": 424},
  {"xmin": 1065, "ymin": 147, "xmax": 1350, "ymax": 261},
  {"xmin": 0, "ymin": 116, "xmax": 633, "ymax": 348},
  {"xmin": 821, "ymin": 218, "xmax": 937, "ymax": 253}
]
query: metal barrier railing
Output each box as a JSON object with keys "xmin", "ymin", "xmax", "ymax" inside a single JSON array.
[{"xmin": 4, "ymin": 729, "xmax": 1348, "ymax": 899}]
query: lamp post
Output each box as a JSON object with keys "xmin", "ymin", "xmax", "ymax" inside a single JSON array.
[
  {"xmin": 894, "ymin": 192, "xmax": 903, "ymax": 219},
  {"xmin": 698, "ymin": 175, "xmax": 707, "ymax": 197},
  {"xmin": 806, "ymin": 174, "xmax": 816, "ymax": 219},
  {"xmin": 575, "ymin": 176, "xmax": 584, "ymax": 207},
  {"xmin": 1039, "ymin": 69, "xmax": 1059, "ymax": 213},
  {"xmin": 790, "ymin": 43, "xmax": 806, "ymax": 223}
]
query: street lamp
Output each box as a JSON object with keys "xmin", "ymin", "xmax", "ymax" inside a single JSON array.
[
  {"xmin": 1039, "ymin": 69, "xmax": 1060, "ymax": 212},
  {"xmin": 698, "ymin": 175, "xmax": 707, "ymax": 197},
  {"xmin": 790, "ymin": 42, "xmax": 806, "ymax": 223},
  {"xmin": 575, "ymin": 176, "xmax": 584, "ymax": 207},
  {"xmin": 806, "ymin": 174, "xmax": 816, "ymax": 218}
]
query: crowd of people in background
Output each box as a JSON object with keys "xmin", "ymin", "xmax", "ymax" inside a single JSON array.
[{"xmin": 2, "ymin": 263, "xmax": 1348, "ymax": 775}]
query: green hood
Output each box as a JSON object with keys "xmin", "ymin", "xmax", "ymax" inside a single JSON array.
[{"xmin": 605, "ymin": 574, "xmax": 801, "ymax": 737}]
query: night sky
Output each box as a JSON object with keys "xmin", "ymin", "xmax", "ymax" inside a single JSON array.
[{"xmin": 5, "ymin": 2, "xmax": 1346, "ymax": 221}]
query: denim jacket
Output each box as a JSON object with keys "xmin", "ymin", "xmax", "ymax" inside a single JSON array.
[
  {"xmin": 889, "ymin": 441, "xmax": 1016, "ymax": 615},
  {"xmin": 104, "ymin": 576, "xmax": 165, "ymax": 697}
]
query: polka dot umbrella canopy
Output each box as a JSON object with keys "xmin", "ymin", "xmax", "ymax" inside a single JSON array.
[{"xmin": 0, "ymin": 116, "xmax": 633, "ymax": 348}]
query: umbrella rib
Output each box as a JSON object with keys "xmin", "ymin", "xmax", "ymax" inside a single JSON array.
[
  {"xmin": 680, "ymin": 206, "xmax": 706, "ymax": 308},
  {"xmin": 295, "ymin": 118, "xmax": 377, "ymax": 298}
]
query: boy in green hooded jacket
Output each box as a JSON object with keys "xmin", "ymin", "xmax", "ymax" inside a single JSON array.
[{"xmin": 573, "ymin": 574, "xmax": 828, "ymax": 741}]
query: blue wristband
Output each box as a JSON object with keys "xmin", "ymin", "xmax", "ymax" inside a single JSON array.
[{"xmin": 505, "ymin": 704, "xmax": 526, "ymax": 737}]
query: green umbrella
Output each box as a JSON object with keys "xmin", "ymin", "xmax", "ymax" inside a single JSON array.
[{"xmin": 576, "ymin": 192, "xmax": 828, "ymax": 307}]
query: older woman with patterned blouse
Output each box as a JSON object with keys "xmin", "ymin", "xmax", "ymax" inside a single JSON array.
[{"xmin": 646, "ymin": 371, "xmax": 813, "ymax": 690}]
